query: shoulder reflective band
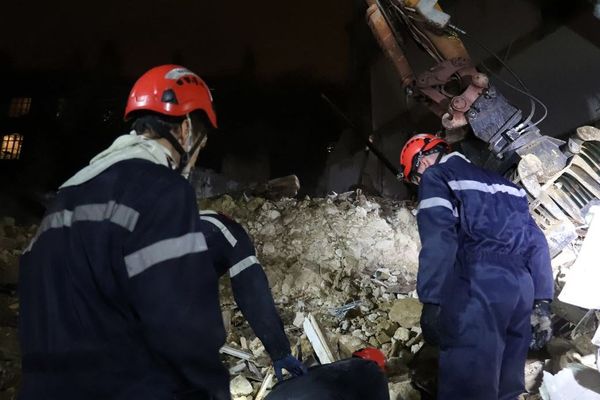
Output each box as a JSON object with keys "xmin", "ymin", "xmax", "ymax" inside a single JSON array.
[
  {"xmin": 125, "ymin": 232, "xmax": 208, "ymax": 278},
  {"xmin": 24, "ymin": 202, "xmax": 140, "ymax": 253},
  {"xmin": 200, "ymin": 216, "xmax": 237, "ymax": 247},
  {"xmin": 440, "ymin": 152, "xmax": 471, "ymax": 164},
  {"xmin": 229, "ymin": 255, "xmax": 259, "ymax": 278},
  {"xmin": 448, "ymin": 180, "xmax": 526, "ymax": 197}
]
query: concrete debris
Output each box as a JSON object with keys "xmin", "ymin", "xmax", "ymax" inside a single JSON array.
[
  {"xmin": 393, "ymin": 327, "xmax": 411, "ymax": 343},
  {"xmin": 525, "ymin": 360, "xmax": 545, "ymax": 393},
  {"xmin": 199, "ymin": 194, "xmax": 599, "ymax": 397},
  {"xmin": 1, "ymin": 190, "xmax": 596, "ymax": 398},
  {"xmin": 389, "ymin": 298, "xmax": 422, "ymax": 328},
  {"xmin": 199, "ymin": 194, "xmax": 420, "ymax": 305},
  {"xmin": 540, "ymin": 364, "xmax": 600, "ymax": 400},
  {"xmin": 249, "ymin": 338, "xmax": 267, "ymax": 359},
  {"xmin": 337, "ymin": 334, "xmax": 368, "ymax": 359},
  {"xmin": 388, "ymin": 380, "xmax": 421, "ymax": 400},
  {"xmin": 230, "ymin": 375, "xmax": 255, "ymax": 397},
  {"xmin": 292, "ymin": 312, "xmax": 305, "ymax": 328},
  {"xmin": 0, "ymin": 218, "xmax": 33, "ymax": 399},
  {"xmin": 221, "ymin": 345, "xmax": 254, "ymax": 361},
  {"xmin": 200, "ymin": 193, "xmax": 429, "ymax": 395},
  {"xmin": 304, "ymin": 313, "xmax": 338, "ymax": 364},
  {"xmin": 254, "ymin": 372, "xmax": 275, "ymax": 400},
  {"xmin": 558, "ymin": 205, "xmax": 600, "ymax": 309}
]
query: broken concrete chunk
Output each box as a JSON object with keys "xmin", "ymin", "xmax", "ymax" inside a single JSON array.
[
  {"xmin": 249, "ymin": 338, "xmax": 266, "ymax": 358},
  {"xmin": 376, "ymin": 331, "xmax": 391, "ymax": 345},
  {"xmin": 337, "ymin": 334, "xmax": 368, "ymax": 359},
  {"xmin": 389, "ymin": 298, "xmax": 423, "ymax": 328},
  {"xmin": 388, "ymin": 380, "xmax": 422, "ymax": 400},
  {"xmin": 540, "ymin": 364, "xmax": 600, "ymax": 400},
  {"xmin": 524, "ymin": 360, "xmax": 544, "ymax": 393},
  {"xmin": 230, "ymin": 375, "xmax": 254, "ymax": 397},
  {"xmin": 267, "ymin": 210, "xmax": 281, "ymax": 220},
  {"xmin": 393, "ymin": 327, "xmax": 411, "ymax": 342},
  {"xmin": 410, "ymin": 342, "xmax": 424, "ymax": 354},
  {"xmin": 292, "ymin": 312, "xmax": 305, "ymax": 328}
]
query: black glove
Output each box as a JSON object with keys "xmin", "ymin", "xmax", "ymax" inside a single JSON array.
[
  {"xmin": 530, "ymin": 300, "xmax": 552, "ymax": 351},
  {"xmin": 420, "ymin": 303, "xmax": 441, "ymax": 346},
  {"xmin": 273, "ymin": 354, "xmax": 307, "ymax": 382}
]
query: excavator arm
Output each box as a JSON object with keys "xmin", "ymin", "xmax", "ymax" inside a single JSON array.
[
  {"xmin": 365, "ymin": 0, "xmax": 554, "ymax": 164},
  {"xmin": 364, "ymin": 0, "xmax": 600, "ymax": 255}
]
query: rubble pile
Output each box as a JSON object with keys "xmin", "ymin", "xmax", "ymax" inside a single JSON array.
[
  {"xmin": 0, "ymin": 218, "xmax": 36, "ymax": 400},
  {"xmin": 200, "ymin": 193, "xmax": 427, "ymax": 399},
  {"xmin": 200, "ymin": 193, "xmax": 599, "ymax": 400},
  {"xmin": 0, "ymin": 193, "xmax": 596, "ymax": 399}
]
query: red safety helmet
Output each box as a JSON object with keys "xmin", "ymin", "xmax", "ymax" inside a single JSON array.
[
  {"xmin": 399, "ymin": 133, "xmax": 449, "ymax": 182},
  {"xmin": 352, "ymin": 347, "xmax": 386, "ymax": 372},
  {"xmin": 124, "ymin": 64, "xmax": 217, "ymax": 128}
]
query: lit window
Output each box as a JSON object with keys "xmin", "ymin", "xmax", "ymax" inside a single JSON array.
[
  {"xmin": 8, "ymin": 97, "xmax": 32, "ymax": 117},
  {"xmin": 1, "ymin": 134, "xmax": 24, "ymax": 160}
]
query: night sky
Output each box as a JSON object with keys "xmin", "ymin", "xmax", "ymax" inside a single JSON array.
[
  {"xmin": 0, "ymin": 0, "xmax": 354, "ymax": 82},
  {"xmin": 2, "ymin": 0, "xmax": 600, "ymax": 220}
]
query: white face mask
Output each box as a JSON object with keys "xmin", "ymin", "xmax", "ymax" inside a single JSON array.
[
  {"xmin": 180, "ymin": 114, "xmax": 207, "ymax": 180},
  {"xmin": 184, "ymin": 114, "xmax": 194, "ymax": 153},
  {"xmin": 180, "ymin": 114, "xmax": 195, "ymax": 178}
]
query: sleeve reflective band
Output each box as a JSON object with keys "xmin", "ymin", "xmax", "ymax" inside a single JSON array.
[
  {"xmin": 448, "ymin": 180, "xmax": 526, "ymax": 197},
  {"xmin": 199, "ymin": 216, "xmax": 238, "ymax": 247},
  {"xmin": 229, "ymin": 255, "xmax": 259, "ymax": 278},
  {"xmin": 418, "ymin": 197, "xmax": 458, "ymax": 217},
  {"xmin": 125, "ymin": 232, "xmax": 208, "ymax": 278}
]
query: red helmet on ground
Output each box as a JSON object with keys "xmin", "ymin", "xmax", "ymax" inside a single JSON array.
[
  {"xmin": 124, "ymin": 64, "xmax": 217, "ymax": 128},
  {"xmin": 352, "ymin": 347, "xmax": 386, "ymax": 371},
  {"xmin": 399, "ymin": 133, "xmax": 449, "ymax": 182}
]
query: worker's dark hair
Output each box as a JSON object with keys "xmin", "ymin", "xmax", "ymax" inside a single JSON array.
[
  {"xmin": 437, "ymin": 143, "xmax": 450, "ymax": 153},
  {"xmin": 131, "ymin": 112, "xmax": 184, "ymax": 139},
  {"xmin": 130, "ymin": 110, "xmax": 211, "ymax": 141},
  {"xmin": 423, "ymin": 142, "xmax": 449, "ymax": 157}
]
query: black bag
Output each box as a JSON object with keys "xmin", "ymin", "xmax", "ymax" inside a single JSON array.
[{"xmin": 265, "ymin": 358, "xmax": 389, "ymax": 400}]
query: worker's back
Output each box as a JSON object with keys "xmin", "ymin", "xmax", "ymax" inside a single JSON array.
[
  {"xmin": 420, "ymin": 152, "xmax": 533, "ymax": 255},
  {"xmin": 19, "ymin": 159, "xmax": 229, "ymax": 400}
]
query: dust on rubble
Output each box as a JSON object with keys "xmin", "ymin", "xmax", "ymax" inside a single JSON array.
[
  {"xmin": 0, "ymin": 193, "xmax": 597, "ymax": 400},
  {"xmin": 200, "ymin": 193, "xmax": 426, "ymax": 399},
  {"xmin": 0, "ymin": 217, "xmax": 36, "ymax": 400}
]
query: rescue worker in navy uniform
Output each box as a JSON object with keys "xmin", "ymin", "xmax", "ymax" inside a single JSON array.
[
  {"xmin": 198, "ymin": 210, "xmax": 306, "ymax": 381},
  {"xmin": 19, "ymin": 65, "xmax": 230, "ymax": 400},
  {"xmin": 399, "ymin": 134, "xmax": 554, "ymax": 400}
]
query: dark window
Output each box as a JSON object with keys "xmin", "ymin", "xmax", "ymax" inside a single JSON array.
[{"xmin": 8, "ymin": 97, "xmax": 32, "ymax": 117}]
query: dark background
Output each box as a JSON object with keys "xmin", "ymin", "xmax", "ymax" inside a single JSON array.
[{"xmin": 1, "ymin": 0, "xmax": 599, "ymax": 221}]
